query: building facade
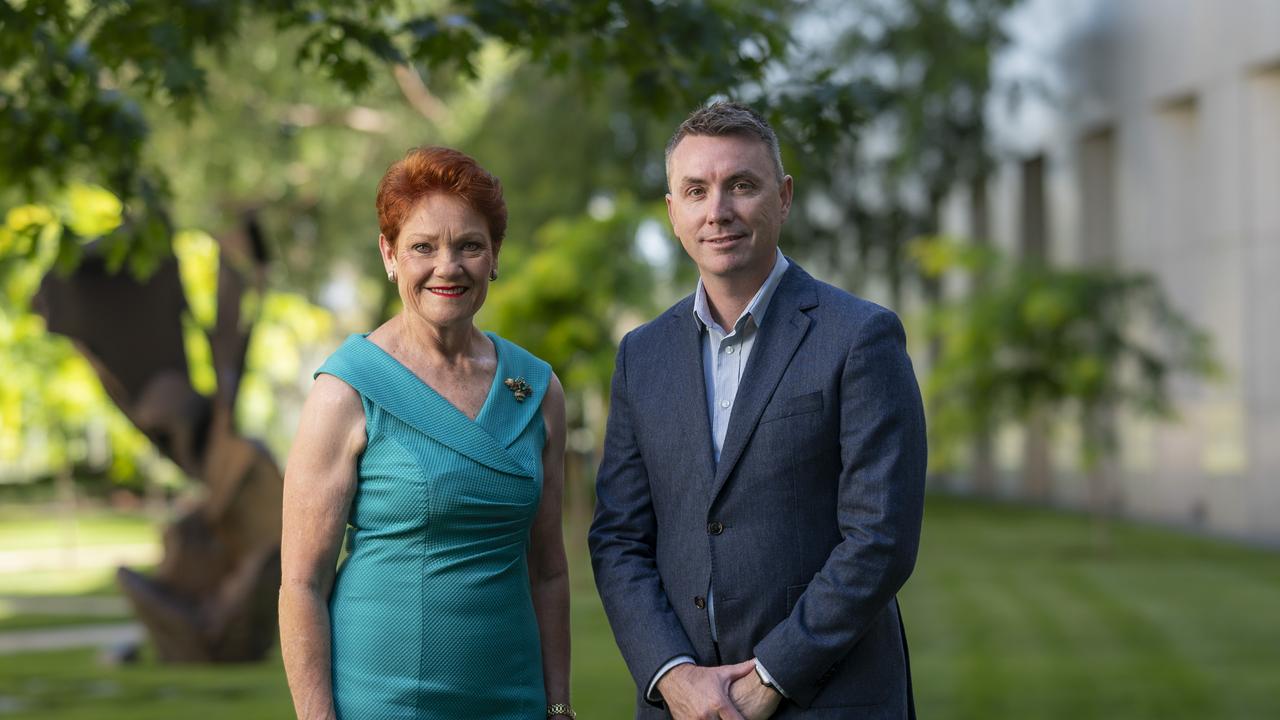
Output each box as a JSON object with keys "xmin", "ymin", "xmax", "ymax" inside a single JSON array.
[{"xmin": 959, "ymin": 0, "xmax": 1280, "ymax": 542}]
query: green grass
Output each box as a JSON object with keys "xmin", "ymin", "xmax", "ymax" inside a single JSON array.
[
  {"xmin": 902, "ymin": 496, "xmax": 1280, "ymax": 719},
  {"xmin": 0, "ymin": 614, "xmax": 130, "ymax": 633},
  {"xmin": 0, "ymin": 569, "xmax": 129, "ymax": 598},
  {"xmin": 0, "ymin": 649, "xmax": 295, "ymax": 720},
  {"xmin": 0, "ymin": 509, "xmax": 156, "ymax": 551},
  {"xmin": 0, "ymin": 506, "xmax": 156, "ymax": 599},
  {"xmin": 0, "ymin": 496, "xmax": 1277, "ymax": 718}
]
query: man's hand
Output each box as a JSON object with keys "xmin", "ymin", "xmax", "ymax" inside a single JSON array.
[
  {"xmin": 657, "ymin": 660, "xmax": 757, "ymax": 720},
  {"xmin": 728, "ymin": 664, "xmax": 782, "ymax": 720}
]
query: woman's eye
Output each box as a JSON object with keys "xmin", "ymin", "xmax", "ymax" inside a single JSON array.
[{"xmin": 412, "ymin": 243, "xmax": 432, "ymax": 253}]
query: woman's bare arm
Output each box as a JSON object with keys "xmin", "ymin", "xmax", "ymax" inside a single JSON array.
[
  {"xmin": 529, "ymin": 373, "xmax": 571, "ymax": 709},
  {"xmin": 280, "ymin": 374, "xmax": 365, "ymax": 720}
]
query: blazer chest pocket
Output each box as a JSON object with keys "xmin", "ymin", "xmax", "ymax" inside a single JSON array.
[{"xmin": 759, "ymin": 391, "xmax": 822, "ymax": 424}]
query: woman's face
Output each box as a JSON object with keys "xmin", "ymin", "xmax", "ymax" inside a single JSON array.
[{"xmin": 379, "ymin": 193, "xmax": 496, "ymax": 332}]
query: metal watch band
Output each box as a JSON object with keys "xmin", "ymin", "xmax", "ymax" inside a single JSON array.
[{"xmin": 546, "ymin": 702, "xmax": 577, "ymax": 718}]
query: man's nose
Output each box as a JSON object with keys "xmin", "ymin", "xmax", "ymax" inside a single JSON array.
[{"xmin": 706, "ymin": 191, "xmax": 733, "ymax": 225}]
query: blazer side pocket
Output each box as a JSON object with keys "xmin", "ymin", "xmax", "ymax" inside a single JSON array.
[
  {"xmin": 785, "ymin": 582, "xmax": 809, "ymax": 614},
  {"xmin": 760, "ymin": 391, "xmax": 822, "ymax": 424}
]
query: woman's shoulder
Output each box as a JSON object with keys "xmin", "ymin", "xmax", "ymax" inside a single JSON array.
[
  {"xmin": 487, "ymin": 332, "xmax": 552, "ymax": 377},
  {"xmin": 313, "ymin": 333, "xmax": 382, "ymax": 382}
]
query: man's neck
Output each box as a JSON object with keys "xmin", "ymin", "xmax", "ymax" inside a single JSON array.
[{"xmin": 699, "ymin": 265, "xmax": 774, "ymax": 331}]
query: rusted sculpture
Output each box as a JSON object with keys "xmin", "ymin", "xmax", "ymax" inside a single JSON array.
[{"xmin": 35, "ymin": 216, "xmax": 282, "ymax": 662}]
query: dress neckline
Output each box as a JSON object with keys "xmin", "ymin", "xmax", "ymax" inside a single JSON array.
[{"xmin": 355, "ymin": 331, "xmax": 504, "ymax": 425}]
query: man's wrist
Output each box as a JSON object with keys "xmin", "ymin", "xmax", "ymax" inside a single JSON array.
[
  {"xmin": 753, "ymin": 658, "xmax": 788, "ymax": 698},
  {"xmin": 648, "ymin": 656, "xmax": 695, "ymax": 701}
]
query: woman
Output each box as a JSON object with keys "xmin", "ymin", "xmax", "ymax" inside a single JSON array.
[{"xmin": 280, "ymin": 147, "xmax": 573, "ymax": 719}]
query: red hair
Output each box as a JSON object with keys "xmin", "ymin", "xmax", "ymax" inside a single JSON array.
[{"xmin": 375, "ymin": 146, "xmax": 508, "ymax": 252}]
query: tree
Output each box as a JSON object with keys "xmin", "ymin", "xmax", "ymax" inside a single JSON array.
[
  {"xmin": 913, "ymin": 237, "xmax": 1219, "ymax": 543},
  {"xmin": 774, "ymin": 0, "xmax": 1019, "ymax": 303}
]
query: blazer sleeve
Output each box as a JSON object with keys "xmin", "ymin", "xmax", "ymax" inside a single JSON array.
[
  {"xmin": 752, "ymin": 309, "xmax": 927, "ymax": 708},
  {"xmin": 588, "ymin": 333, "xmax": 697, "ymax": 704}
]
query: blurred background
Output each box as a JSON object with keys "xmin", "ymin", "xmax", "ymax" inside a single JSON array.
[{"xmin": 1, "ymin": 0, "xmax": 1277, "ymax": 717}]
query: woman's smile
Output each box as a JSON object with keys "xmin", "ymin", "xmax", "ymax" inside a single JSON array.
[{"xmin": 427, "ymin": 286, "xmax": 468, "ymax": 297}]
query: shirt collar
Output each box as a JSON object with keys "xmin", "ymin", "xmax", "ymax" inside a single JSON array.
[{"xmin": 692, "ymin": 249, "xmax": 790, "ymax": 334}]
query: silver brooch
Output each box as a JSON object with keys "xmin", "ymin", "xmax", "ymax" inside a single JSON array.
[{"xmin": 503, "ymin": 377, "xmax": 533, "ymax": 402}]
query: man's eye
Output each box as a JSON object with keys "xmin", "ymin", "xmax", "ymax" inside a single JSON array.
[
  {"xmin": 733, "ymin": 182, "xmax": 755, "ymax": 192},
  {"xmin": 686, "ymin": 187, "xmax": 705, "ymax": 198}
]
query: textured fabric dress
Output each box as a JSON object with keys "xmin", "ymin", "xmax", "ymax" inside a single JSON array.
[{"xmin": 314, "ymin": 332, "xmax": 550, "ymax": 719}]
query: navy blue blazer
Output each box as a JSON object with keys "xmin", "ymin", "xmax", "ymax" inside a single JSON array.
[{"xmin": 589, "ymin": 261, "xmax": 927, "ymax": 718}]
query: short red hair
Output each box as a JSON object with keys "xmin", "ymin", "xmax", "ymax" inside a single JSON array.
[{"xmin": 375, "ymin": 146, "xmax": 507, "ymax": 252}]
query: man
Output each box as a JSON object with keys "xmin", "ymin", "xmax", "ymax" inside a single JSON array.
[{"xmin": 589, "ymin": 102, "xmax": 927, "ymax": 719}]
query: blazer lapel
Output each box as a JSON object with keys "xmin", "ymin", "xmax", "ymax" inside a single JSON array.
[
  {"xmin": 667, "ymin": 299, "xmax": 717, "ymax": 488},
  {"xmin": 708, "ymin": 266, "xmax": 817, "ymax": 503}
]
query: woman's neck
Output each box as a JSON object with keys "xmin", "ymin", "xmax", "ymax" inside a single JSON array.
[{"xmin": 393, "ymin": 314, "xmax": 484, "ymax": 368}]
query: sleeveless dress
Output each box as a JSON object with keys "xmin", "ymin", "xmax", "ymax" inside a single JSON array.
[{"xmin": 314, "ymin": 332, "xmax": 550, "ymax": 719}]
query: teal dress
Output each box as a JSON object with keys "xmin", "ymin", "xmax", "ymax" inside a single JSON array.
[{"xmin": 314, "ymin": 332, "xmax": 550, "ymax": 719}]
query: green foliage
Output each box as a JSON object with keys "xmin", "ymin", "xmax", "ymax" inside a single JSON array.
[
  {"xmin": 0, "ymin": 193, "xmax": 167, "ymax": 486},
  {"xmin": 782, "ymin": 0, "xmax": 1021, "ymax": 301},
  {"xmin": 0, "ymin": 0, "xmax": 815, "ymax": 278},
  {"xmin": 0, "ymin": 187, "xmax": 334, "ymax": 486},
  {"xmin": 481, "ymin": 198, "xmax": 665, "ymax": 399},
  {"xmin": 0, "ymin": 309, "xmax": 165, "ymax": 486},
  {"xmin": 914, "ymin": 238, "xmax": 1219, "ymax": 471},
  {"xmin": 238, "ymin": 291, "xmax": 335, "ymax": 459}
]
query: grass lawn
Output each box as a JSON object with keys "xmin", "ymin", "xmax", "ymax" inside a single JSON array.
[
  {"xmin": 0, "ymin": 508, "xmax": 157, "ymax": 551},
  {"xmin": 0, "ymin": 495, "xmax": 1276, "ymax": 718},
  {"xmin": 903, "ymin": 496, "xmax": 1280, "ymax": 719}
]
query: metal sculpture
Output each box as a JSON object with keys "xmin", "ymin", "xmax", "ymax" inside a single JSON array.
[{"xmin": 34, "ymin": 216, "xmax": 282, "ymax": 662}]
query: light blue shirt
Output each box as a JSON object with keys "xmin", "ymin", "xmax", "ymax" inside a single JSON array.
[
  {"xmin": 648, "ymin": 249, "xmax": 791, "ymax": 701},
  {"xmin": 694, "ymin": 250, "xmax": 790, "ymax": 463}
]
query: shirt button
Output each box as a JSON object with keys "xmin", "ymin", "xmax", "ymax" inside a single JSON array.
[
  {"xmin": 720, "ymin": 400, "xmax": 731, "ymax": 409},
  {"xmin": 707, "ymin": 521, "xmax": 724, "ymax": 535},
  {"xmin": 725, "ymin": 346, "xmax": 734, "ymax": 354},
  {"xmin": 694, "ymin": 596, "xmax": 706, "ymax": 609}
]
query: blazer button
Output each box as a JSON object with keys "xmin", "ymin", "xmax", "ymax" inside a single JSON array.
[
  {"xmin": 694, "ymin": 596, "xmax": 706, "ymax": 609},
  {"xmin": 707, "ymin": 521, "xmax": 724, "ymax": 535}
]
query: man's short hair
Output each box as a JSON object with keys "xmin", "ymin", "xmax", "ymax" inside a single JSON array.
[{"xmin": 665, "ymin": 101, "xmax": 785, "ymax": 187}]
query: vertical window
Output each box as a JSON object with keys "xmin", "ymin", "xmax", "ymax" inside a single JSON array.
[
  {"xmin": 1019, "ymin": 154, "xmax": 1049, "ymax": 261},
  {"xmin": 1079, "ymin": 127, "xmax": 1117, "ymax": 265}
]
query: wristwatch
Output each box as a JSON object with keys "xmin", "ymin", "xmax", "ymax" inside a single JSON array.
[
  {"xmin": 546, "ymin": 703, "xmax": 577, "ymax": 718},
  {"xmin": 755, "ymin": 664, "xmax": 778, "ymax": 692}
]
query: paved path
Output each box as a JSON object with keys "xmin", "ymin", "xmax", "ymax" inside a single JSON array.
[
  {"xmin": 0, "ymin": 543, "xmax": 159, "ymax": 573},
  {"xmin": 0, "ymin": 594, "xmax": 127, "ymax": 615},
  {"xmin": 0, "ymin": 622, "xmax": 141, "ymax": 654}
]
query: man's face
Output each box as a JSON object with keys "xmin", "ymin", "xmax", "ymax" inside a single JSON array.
[{"xmin": 666, "ymin": 133, "xmax": 792, "ymax": 285}]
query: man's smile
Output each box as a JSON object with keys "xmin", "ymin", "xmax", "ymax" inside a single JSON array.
[{"xmin": 703, "ymin": 233, "xmax": 745, "ymax": 246}]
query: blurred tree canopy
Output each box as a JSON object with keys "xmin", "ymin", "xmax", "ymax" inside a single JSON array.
[
  {"xmin": 780, "ymin": 0, "xmax": 1019, "ymax": 304},
  {"xmin": 913, "ymin": 237, "xmax": 1220, "ymax": 495},
  {"xmin": 0, "ymin": 0, "xmax": 877, "ymax": 490},
  {"xmin": 0, "ymin": 0, "xmax": 841, "ymax": 280}
]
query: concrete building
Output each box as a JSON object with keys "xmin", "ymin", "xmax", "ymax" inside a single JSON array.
[{"xmin": 953, "ymin": 0, "xmax": 1280, "ymax": 542}]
